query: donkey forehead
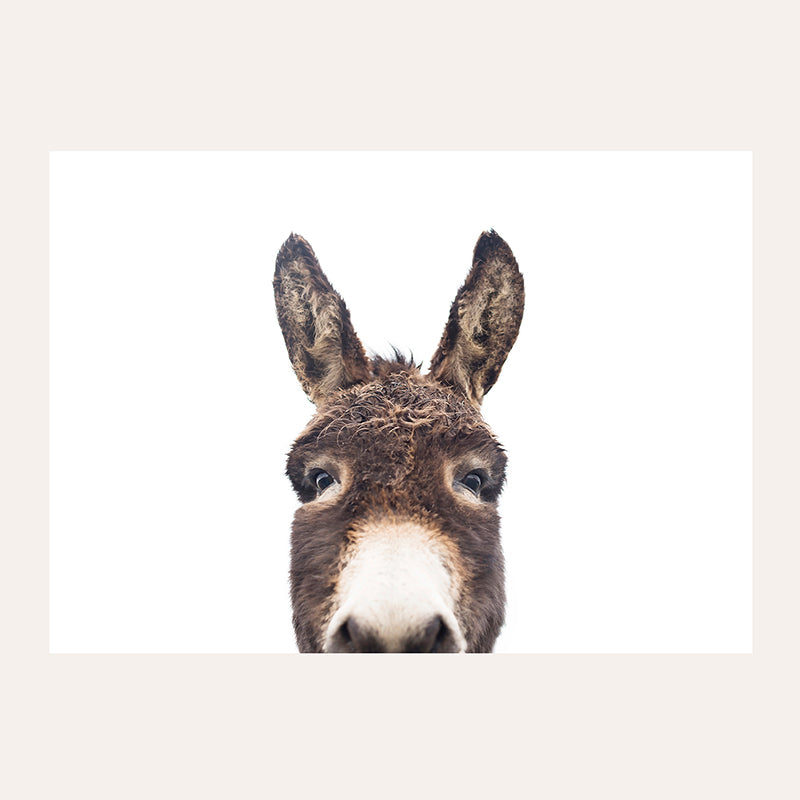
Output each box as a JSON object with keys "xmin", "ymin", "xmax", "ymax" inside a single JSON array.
[{"xmin": 288, "ymin": 372, "xmax": 505, "ymax": 471}]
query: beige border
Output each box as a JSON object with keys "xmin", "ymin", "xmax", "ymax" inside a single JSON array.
[{"xmin": 3, "ymin": 2, "xmax": 796, "ymax": 797}]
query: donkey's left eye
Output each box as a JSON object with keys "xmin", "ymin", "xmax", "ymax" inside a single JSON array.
[{"xmin": 460, "ymin": 472, "xmax": 484, "ymax": 495}]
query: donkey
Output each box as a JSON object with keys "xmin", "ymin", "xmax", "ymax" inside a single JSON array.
[{"xmin": 273, "ymin": 231, "xmax": 524, "ymax": 652}]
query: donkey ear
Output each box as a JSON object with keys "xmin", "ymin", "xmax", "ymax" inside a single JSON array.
[
  {"xmin": 273, "ymin": 234, "xmax": 372, "ymax": 405},
  {"xmin": 429, "ymin": 231, "xmax": 524, "ymax": 406}
]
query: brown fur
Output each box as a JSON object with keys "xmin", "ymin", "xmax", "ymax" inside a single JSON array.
[{"xmin": 274, "ymin": 231, "xmax": 524, "ymax": 652}]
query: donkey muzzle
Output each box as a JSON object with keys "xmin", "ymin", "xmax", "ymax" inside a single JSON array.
[{"xmin": 322, "ymin": 520, "xmax": 466, "ymax": 653}]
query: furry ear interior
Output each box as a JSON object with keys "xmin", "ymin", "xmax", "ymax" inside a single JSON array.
[
  {"xmin": 273, "ymin": 234, "xmax": 371, "ymax": 405},
  {"xmin": 429, "ymin": 230, "xmax": 524, "ymax": 406}
]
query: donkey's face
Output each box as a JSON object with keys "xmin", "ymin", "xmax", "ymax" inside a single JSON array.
[{"xmin": 274, "ymin": 231, "xmax": 524, "ymax": 652}]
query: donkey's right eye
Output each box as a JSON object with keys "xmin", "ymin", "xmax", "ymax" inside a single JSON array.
[
  {"xmin": 298, "ymin": 467, "xmax": 340, "ymax": 502},
  {"xmin": 313, "ymin": 470, "xmax": 335, "ymax": 493}
]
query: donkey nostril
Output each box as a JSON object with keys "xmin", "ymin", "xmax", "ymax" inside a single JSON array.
[
  {"xmin": 409, "ymin": 615, "xmax": 458, "ymax": 653},
  {"xmin": 329, "ymin": 616, "xmax": 380, "ymax": 653},
  {"xmin": 414, "ymin": 615, "xmax": 443, "ymax": 653},
  {"xmin": 326, "ymin": 618, "xmax": 353, "ymax": 652}
]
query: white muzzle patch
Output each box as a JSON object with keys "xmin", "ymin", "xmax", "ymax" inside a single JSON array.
[{"xmin": 324, "ymin": 520, "xmax": 466, "ymax": 653}]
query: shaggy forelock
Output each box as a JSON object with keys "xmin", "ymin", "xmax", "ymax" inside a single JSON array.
[{"xmin": 306, "ymin": 358, "xmax": 495, "ymax": 443}]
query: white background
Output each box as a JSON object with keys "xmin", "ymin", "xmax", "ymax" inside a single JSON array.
[{"xmin": 49, "ymin": 152, "xmax": 752, "ymax": 653}]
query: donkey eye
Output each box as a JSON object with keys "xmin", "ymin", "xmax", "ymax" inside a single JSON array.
[
  {"xmin": 460, "ymin": 472, "xmax": 484, "ymax": 495},
  {"xmin": 313, "ymin": 470, "xmax": 335, "ymax": 493}
]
